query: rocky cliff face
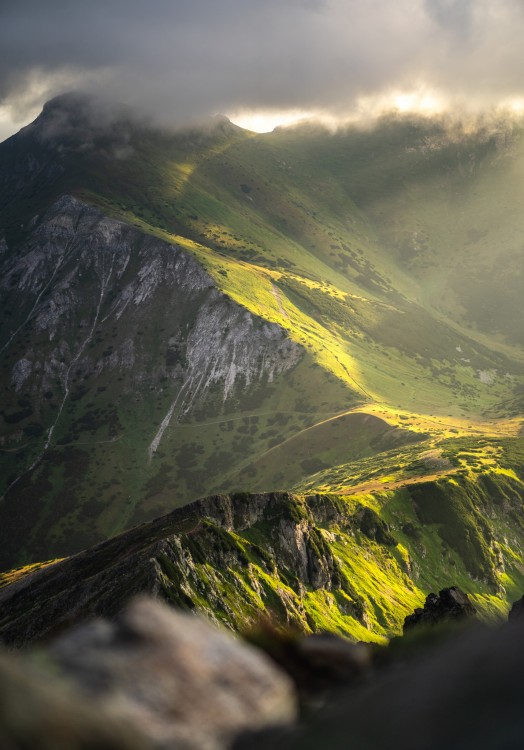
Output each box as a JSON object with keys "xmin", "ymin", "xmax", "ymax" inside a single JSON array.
[
  {"xmin": 0, "ymin": 197, "xmax": 302, "ymax": 568},
  {"xmin": 3, "ymin": 477, "xmax": 524, "ymax": 649},
  {"xmin": 0, "ymin": 492, "xmax": 352, "ymax": 648}
]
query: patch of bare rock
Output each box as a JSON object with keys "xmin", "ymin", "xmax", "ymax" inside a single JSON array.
[{"xmin": 1, "ymin": 597, "xmax": 296, "ymax": 750}]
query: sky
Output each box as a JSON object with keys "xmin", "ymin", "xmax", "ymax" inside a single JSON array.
[{"xmin": 2, "ymin": 0, "xmax": 524, "ymax": 140}]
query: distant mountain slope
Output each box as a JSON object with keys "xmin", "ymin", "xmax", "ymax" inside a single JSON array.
[
  {"xmin": 0, "ymin": 94, "xmax": 522, "ymax": 571},
  {"xmin": 2, "ymin": 95, "xmax": 522, "ymax": 418},
  {"xmin": 1, "ymin": 196, "xmax": 388, "ymax": 567}
]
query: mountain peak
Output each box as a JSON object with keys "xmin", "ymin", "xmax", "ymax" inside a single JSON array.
[{"xmin": 30, "ymin": 91, "xmax": 139, "ymax": 145}]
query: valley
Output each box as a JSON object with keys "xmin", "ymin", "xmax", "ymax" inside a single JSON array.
[{"xmin": 0, "ymin": 95, "xmax": 523, "ymax": 642}]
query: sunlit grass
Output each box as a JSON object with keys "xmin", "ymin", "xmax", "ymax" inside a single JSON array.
[{"xmin": 0, "ymin": 558, "xmax": 63, "ymax": 589}]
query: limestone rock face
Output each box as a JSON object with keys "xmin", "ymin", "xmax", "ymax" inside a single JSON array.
[
  {"xmin": 45, "ymin": 597, "xmax": 296, "ymax": 750},
  {"xmin": 1, "ymin": 196, "xmax": 300, "ymax": 409}
]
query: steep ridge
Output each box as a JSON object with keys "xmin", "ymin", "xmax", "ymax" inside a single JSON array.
[
  {"xmin": 0, "ymin": 492, "xmax": 409, "ymax": 647},
  {"xmin": 2, "ymin": 472, "xmax": 524, "ymax": 649}
]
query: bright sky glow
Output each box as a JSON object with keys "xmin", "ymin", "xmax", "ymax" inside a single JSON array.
[
  {"xmin": 504, "ymin": 97, "xmax": 524, "ymax": 114},
  {"xmin": 228, "ymin": 109, "xmax": 316, "ymax": 133},
  {"xmin": 230, "ymin": 89, "xmax": 449, "ymax": 133}
]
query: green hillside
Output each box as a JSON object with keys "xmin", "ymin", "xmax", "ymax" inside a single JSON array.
[
  {"xmin": 2, "ymin": 99, "xmax": 522, "ymax": 417},
  {"xmin": 2, "ymin": 470, "xmax": 524, "ymax": 646},
  {"xmin": 0, "ymin": 96, "xmax": 522, "ymax": 592}
]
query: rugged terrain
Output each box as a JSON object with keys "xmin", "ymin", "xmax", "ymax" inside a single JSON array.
[
  {"xmin": 0, "ymin": 94, "xmax": 523, "ymax": 630},
  {"xmin": 3, "ymin": 483, "xmax": 524, "ymax": 647}
]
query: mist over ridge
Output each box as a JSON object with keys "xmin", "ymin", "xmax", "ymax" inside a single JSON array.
[
  {"xmin": 3, "ymin": 0, "xmax": 524, "ymax": 141},
  {"xmin": 11, "ymin": 88, "xmax": 524, "ymax": 156}
]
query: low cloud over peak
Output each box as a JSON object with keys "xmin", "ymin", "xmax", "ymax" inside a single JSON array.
[{"xmin": 2, "ymin": 0, "xmax": 524, "ymax": 140}]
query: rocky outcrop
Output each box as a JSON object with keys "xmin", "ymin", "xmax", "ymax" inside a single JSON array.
[
  {"xmin": 403, "ymin": 586, "xmax": 477, "ymax": 632},
  {"xmin": 508, "ymin": 594, "xmax": 524, "ymax": 621},
  {"xmin": 0, "ymin": 493, "xmax": 346, "ymax": 648}
]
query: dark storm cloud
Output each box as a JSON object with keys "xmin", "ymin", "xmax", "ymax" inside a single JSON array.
[{"xmin": 2, "ymin": 0, "xmax": 524, "ymax": 135}]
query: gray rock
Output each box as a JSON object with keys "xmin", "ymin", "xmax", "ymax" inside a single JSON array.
[
  {"xmin": 0, "ymin": 650, "xmax": 148, "ymax": 750},
  {"xmin": 46, "ymin": 596, "xmax": 297, "ymax": 750}
]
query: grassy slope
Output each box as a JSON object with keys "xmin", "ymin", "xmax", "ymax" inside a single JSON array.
[
  {"xmin": 86, "ymin": 115, "xmax": 524, "ymax": 619},
  {"xmin": 1, "ymin": 103, "xmax": 523, "ymax": 623},
  {"xmin": 294, "ymin": 434, "xmax": 524, "ymax": 625},
  {"xmin": 5, "ymin": 106, "xmax": 522, "ymax": 422},
  {"xmin": 141, "ymin": 117, "xmax": 523, "ymax": 423}
]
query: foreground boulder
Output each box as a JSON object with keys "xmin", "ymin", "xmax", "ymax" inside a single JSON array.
[
  {"xmin": 41, "ymin": 597, "xmax": 296, "ymax": 750},
  {"xmin": 0, "ymin": 651, "xmax": 148, "ymax": 750},
  {"xmin": 5, "ymin": 589, "xmax": 524, "ymax": 750},
  {"xmin": 403, "ymin": 586, "xmax": 476, "ymax": 632},
  {"xmin": 245, "ymin": 624, "xmax": 371, "ymax": 704}
]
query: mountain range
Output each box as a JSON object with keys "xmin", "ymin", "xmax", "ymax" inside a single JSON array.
[{"xmin": 0, "ymin": 93, "xmax": 523, "ymax": 640}]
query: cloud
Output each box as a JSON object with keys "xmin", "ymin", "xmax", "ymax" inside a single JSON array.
[
  {"xmin": 1, "ymin": 0, "xmax": 524, "ymax": 137},
  {"xmin": 425, "ymin": 0, "xmax": 474, "ymax": 36}
]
